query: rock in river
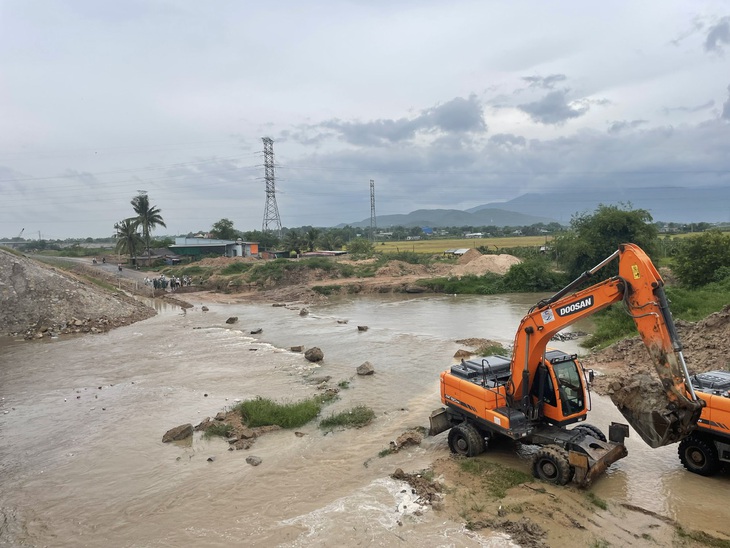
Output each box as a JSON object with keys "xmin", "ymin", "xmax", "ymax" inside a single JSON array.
[{"xmin": 162, "ymin": 423, "xmax": 193, "ymax": 443}]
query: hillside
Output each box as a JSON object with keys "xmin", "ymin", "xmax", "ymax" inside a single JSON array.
[
  {"xmin": 0, "ymin": 249, "xmax": 155, "ymax": 339},
  {"xmin": 468, "ymin": 186, "xmax": 730, "ymax": 224},
  {"xmin": 341, "ymin": 207, "xmax": 558, "ymax": 228}
]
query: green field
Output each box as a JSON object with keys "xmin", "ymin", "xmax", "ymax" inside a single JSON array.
[{"xmin": 374, "ymin": 236, "xmax": 549, "ymax": 254}]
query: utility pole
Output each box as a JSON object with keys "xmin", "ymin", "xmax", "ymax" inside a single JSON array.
[
  {"xmin": 261, "ymin": 137, "xmax": 282, "ymax": 237},
  {"xmin": 370, "ymin": 179, "xmax": 376, "ymax": 242}
]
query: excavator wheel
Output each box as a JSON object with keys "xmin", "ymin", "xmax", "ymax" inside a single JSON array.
[
  {"xmin": 678, "ymin": 434, "xmax": 720, "ymax": 476},
  {"xmin": 573, "ymin": 424, "xmax": 607, "ymax": 442},
  {"xmin": 532, "ymin": 445, "xmax": 573, "ymax": 485},
  {"xmin": 448, "ymin": 423, "xmax": 485, "ymax": 457}
]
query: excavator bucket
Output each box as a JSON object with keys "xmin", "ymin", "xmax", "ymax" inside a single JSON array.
[{"xmin": 610, "ymin": 372, "xmax": 704, "ymax": 448}]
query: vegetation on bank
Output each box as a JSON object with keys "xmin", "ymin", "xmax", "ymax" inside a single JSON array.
[
  {"xmin": 420, "ymin": 258, "xmax": 569, "ymax": 295},
  {"xmin": 582, "ymin": 277, "xmax": 730, "ymax": 349},
  {"xmin": 319, "ymin": 405, "xmax": 376, "ymax": 431},
  {"xmin": 458, "ymin": 459, "xmax": 532, "ymax": 499},
  {"xmin": 234, "ymin": 394, "xmax": 338, "ymax": 429}
]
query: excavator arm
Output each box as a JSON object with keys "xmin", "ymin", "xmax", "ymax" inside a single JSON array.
[{"xmin": 510, "ymin": 243, "xmax": 704, "ymax": 448}]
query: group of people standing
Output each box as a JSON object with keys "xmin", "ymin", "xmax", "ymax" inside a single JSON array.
[{"xmin": 144, "ymin": 275, "xmax": 192, "ymax": 291}]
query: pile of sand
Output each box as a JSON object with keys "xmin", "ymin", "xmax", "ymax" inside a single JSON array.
[
  {"xmin": 450, "ymin": 254, "xmax": 521, "ymax": 277},
  {"xmin": 456, "ymin": 248, "xmax": 483, "ymax": 265}
]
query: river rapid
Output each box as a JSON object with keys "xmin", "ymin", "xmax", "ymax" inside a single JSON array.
[{"xmin": 1, "ymin": 293, "xmax": 728, "ymax": 547}]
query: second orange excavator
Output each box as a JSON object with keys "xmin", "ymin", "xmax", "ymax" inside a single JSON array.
[{"xmin": 430, "ymin": 243, "xmax": 705, "ymax": 486}]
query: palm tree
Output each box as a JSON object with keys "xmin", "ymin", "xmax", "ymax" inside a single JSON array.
[
  {"xmin": 305, "ymin": 228, "xmax": 320, "ymax": 252},
  {"xmin": 114, "ymin": 218, "xmax": 143, "ymax": 259},
  {"xmin": 131, "ymin": 193, "xmax": 167, "ymax": 259},
  {"xmin": 283, "ymin": 229, "xmax": 306, "ymax": 256}
]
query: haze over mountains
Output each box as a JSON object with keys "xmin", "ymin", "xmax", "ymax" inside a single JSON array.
[{"xmin": 344, "ymin": 186, "xmax": 729, "ymax": 228}]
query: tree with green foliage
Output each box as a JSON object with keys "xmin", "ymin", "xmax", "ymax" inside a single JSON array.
[
  {"xmin": 553, "ymin": 204, "xmax": 658, "ymax": 280},
  {"xmin": 114, "ymin": 218, "xmax": 144, "ymax": 258},
  {"xmin": 672, "ymin": 230, "xmax": 730, "ymax": 288},
  {"xmin": 501, "ymin": 259, "xmax": 568, "ymax": 291},
  {"xmin": 305, "ymin": 228, "xmax": 320, "ymax": 252},
  {"xmin": 283, "ymin": 229, "xmax": 306, "ymax": 256},
  {"xmin": 211, "ymin": 218, "xmax": 239, "ymax": 240},
  {"xmin": 242, "ymin": 229, "xmax": 280, "ymax": 251},
  {"xmin": 317, "ymin": 231, "xmax": 343, "ymax": 250},
  {"xmin": 131, "ymin": 193, "xmax": 166, "ymax": 258},
  {"xmin": 347, "ymin": 238, "xmax": 374, "ymax": 256}
]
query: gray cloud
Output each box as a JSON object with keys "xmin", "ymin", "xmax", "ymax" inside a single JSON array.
[
  {"xmin": 705, "ymin": 16, "xmax": 730, "ymax": 52},
  {"xmin": 517, "ymin": 90, "xmax": 589, "ymax": 125},
  {"xmin": 607, "ymin": 120, "xmax": 649, "ymax": 134},
  {"xmin": 522, "ymin": 74, "xmax": 567, "ymax": 89},
  {"xmin": 663, "ymin": 100, "xmax": 715, "ymax": 114},
  {"xmin": 317, "ymin": 95, "xmax": 487, "ymax": 146},
  {"xmin": 489, "ymin": 133, "xmax": 527, "ymax": 147}
]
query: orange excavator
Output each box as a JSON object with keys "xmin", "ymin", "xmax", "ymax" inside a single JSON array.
[{"xmin": 429, "ymin": 243, "xmax": 705, "ymax": 486}]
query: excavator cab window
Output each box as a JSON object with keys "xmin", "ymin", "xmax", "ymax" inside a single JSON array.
[
  {"xmin": 553, "ymin": 360, "xmax": 585, "ymax": 416},
  {"xmin": 531, "ymin": 364, "xmax": 557, "ymax": 407}
]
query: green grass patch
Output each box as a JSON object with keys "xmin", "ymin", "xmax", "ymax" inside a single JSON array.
[
  {"xmin": 319, "ymin": 405, "xmax": 376, "ymax": 431},
  {"xmin": 203, "ymin": 423, "xmax": 233, "ymax": 439},
  {"xmin": 235, "ymin": 393, "xmax": 337, "ymax": 429},
  {"xmin": 586, "ymin": 492, "xmax": 608, "ymax": 510},
  {"xmin": 475, "ymin": 343, "xmax": 509, "ymax": 357},
  {"xmin": 675, "ymin": 526, "xmax": 730, "ymax": 548},
  {"xmin": 78, "ymin": 274, "xmax": 118, "ymax": 293},
  {"xmin": 0, "ymin": 246, "xmax": 25, "ymax": 257},
  {"xmin": 458, "ymin": 459, "xmax": 532, "ymax": 498},
  {"xmin": 337, "ymin": 380, "xmax": 350, "ymax": 389},
  {"xmin": 220, "ymin": 262, "xmax": 254, "ymax": 275},
  {"xmin": 421, "ymin": 273, "xmax": 505, "ymax": 295},
  {"xmin": 379, "ymin": 447, "xmax": 397, "ymax": 457},
  {"xmin": 583, "ymin": 278, "xmax": 730, "ymax": 349},
  {"xmin": 312, "ymin": 285, "xmax": 341, "ymax": 295}
]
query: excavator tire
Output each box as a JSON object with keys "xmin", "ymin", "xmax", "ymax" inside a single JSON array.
[
  {"xmin": 448, "ymin": 423, "xmax": 485, "ymax": 457},
  {"xmin": 573, "ymin": 424, "xmax": 607, "ymax": 442},
  {"xmin": 532, "ymin": 445, "xmax": 573, "ymax": 485},
  {"xmin": 678, "ymin": 434, "xmax": 720, "ymax": 476}
]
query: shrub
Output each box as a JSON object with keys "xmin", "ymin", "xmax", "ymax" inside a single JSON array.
[
  {"xmin": 220, "ymin": 262, "xmax": 253, "ymax": 275},
  {"xmin": 203, "ymin": 423, "xmax": 233, "ymax": 439},
  {"xmin": 672, "ymin": 230, "xmax": 730, "ymax": 288},
  {"xmin": 501, "ymin": 259, "xmax": 568, "ymax": 291},
  {"xmin": 235, "ymin": 394, "xmax": 337, "ymax": 429},
  {"xmin": 319, "ymin": 405, "xmax": 375, "ymax": 431}
]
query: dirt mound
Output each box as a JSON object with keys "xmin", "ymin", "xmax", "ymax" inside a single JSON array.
[
  {"xmin": 457, "ymin": 248, "xmax": 482, "ymax": 265},
  {"xmin": 450, "ymin": 254, "xmax": 521, "ymax": 277},
  {"xmin": 0, "ymin": 249, "xmax": 155, "ymax": 338},
  {"xmin": 197, "ymin": 256, "xmax": 258, "ymax": 266},
  {"xmin": 375, "ymin": 260, "xmax": 430, "ymax": 277}
]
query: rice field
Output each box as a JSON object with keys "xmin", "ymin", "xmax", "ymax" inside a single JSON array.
[{"xmin": 374, "ymin": 235, "xmax": 550, "ymax": 254}]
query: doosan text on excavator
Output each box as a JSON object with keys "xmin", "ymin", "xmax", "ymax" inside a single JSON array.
[{"xmin": 430, "ymin": 243, "xmax": 707, "ymax": 486}]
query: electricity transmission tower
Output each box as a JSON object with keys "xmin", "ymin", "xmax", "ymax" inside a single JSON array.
[
  {"xmin": 261, "ymin": 137, "xmax": 282, "ymax": 237},
  {"xmin": 369, "ymin": 179, "xmax": 376, "ymax": 241}
]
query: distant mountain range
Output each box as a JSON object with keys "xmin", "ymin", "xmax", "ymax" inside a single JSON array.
[
  {"xmin": 341, "ymin": 208, "xmax": 557, "ymax": 229},
  {"xmin": 467, "ymin": 186, "xmax": 730, "ymax": 225},
  {"xmin": 341, "ymin": 186, "xmax": 729, "ymax": 228}
]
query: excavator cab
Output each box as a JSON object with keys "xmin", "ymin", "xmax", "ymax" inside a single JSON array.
[{"xmin": 531, "ymin": 352, "xmax": 588, "ymax": 424}]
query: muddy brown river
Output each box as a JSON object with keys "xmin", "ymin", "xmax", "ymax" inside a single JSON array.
[{"xmin": 1, "ymin": 294, "xmax": 728, "ymax": 546}]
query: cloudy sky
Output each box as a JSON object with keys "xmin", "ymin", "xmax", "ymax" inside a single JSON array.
[{"xmin": 2, "ymin": 1, "xmax": 729, "ymax": 239}]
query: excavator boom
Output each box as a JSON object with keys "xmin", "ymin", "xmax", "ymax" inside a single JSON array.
[{"xmin": 513, "ymin": 243, "xmax": 703, "ymax": 447}]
